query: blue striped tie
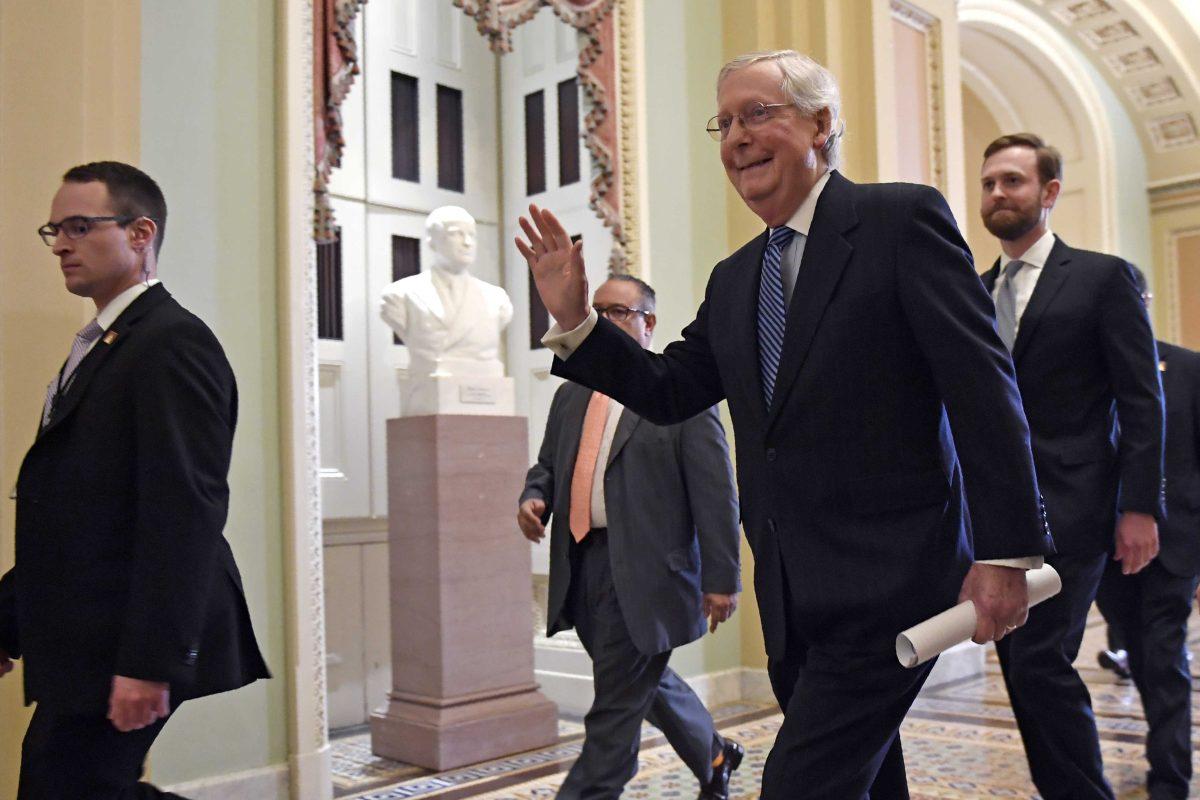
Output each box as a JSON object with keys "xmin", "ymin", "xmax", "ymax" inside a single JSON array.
[{"xmin": 758, "ymin": 226, "xmax": 794, "ymax": 408}]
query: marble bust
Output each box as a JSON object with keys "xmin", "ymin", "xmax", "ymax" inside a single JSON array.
[{"xmin": 380, "ymin": 206, "xmax": 515, "ymax": 415}]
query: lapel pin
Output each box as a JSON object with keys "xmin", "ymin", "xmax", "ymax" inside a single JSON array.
[
  {"xmin": 1159, "ymin": 361, "xmax": 1166, "ymax": 372},
  {"xmin": 103, "ymin": 330, "xmax": 119, "ymax": 345}
]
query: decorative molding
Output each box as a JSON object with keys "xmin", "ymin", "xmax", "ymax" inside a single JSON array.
[
  {"xmin": 1147, "ymin": 171, "xmax": 1200, "ymax": 209},
  {"xmin": 890, "ymin": 0, "xmax": 947, "ymax": 193},
  {"xmin": 1147, "ymin": 111, "xmax": 1198, "ymax": 151},
  {"xmin": 1049, "ymin": 0, "xmax": 1114, "ymax": 25},
  {"xmin": 1103, "ymin": 45, "xmax": 1161, "ymax": 76},
  {"xmin": 1079, "ymin": 19, "xmax": 1138, "ymax": 49},
  {"xmin": 1164, "ymin": 226, "xmax": 1200, "ymax": 344},
  {"xmin": 164, "ymin": 764, "xmax": 289, "ymax": 800},
  {"xmin": 1127, "ymin": 76, "xmax": 1182, "ymax": 109},
  {"xmin": 615, "ymin": 0, "xmax": 643, "ymax": 275}
]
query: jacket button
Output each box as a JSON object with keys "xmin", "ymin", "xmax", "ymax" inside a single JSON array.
[
  {"xmin": 766, "ymin": 448, "xmax": 777, "ymax": 462},
  {"xmin": 183, "ymin": 648, "xmax": 199, "ymax": 666}
]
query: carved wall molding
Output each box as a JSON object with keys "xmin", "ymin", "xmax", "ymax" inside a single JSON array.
[{"xmin": 890, "ymin": 0, "xmax": 947, "ymax": 192}]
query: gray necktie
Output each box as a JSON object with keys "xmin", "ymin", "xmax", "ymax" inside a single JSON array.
[
  {"xmin": 994, "ymin": 260, "xmax": 1025, "ymax": 351},
  {"xmin": 41, "ymin": 319, "xmax": 103, "ymax": 427}
]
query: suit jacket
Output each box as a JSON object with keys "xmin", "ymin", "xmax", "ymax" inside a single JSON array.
[
  {"xmin": 520, "ymin": 381, "xmax": 741, "ymax": 656},
  {"xmin": 0, "ymin": 284, "xmax": 269, "ymax": 714},
  {"xmin": 1158, "ymin": 340, "xmax": 1200, "ymax": 577},
  {"xmin": 981, "ymin": 238, "xmax": 1165, "ymax": 555},
  {"xmin": 553, "ymin": 172, "xmax": 1054, "ymax": 662}
]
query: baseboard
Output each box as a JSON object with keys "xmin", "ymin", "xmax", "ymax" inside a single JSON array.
[{"xmin": 163, "ymin": 763, "xmax": 289, "ymax": 800}]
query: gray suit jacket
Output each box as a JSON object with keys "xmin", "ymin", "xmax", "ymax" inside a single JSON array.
[{"xmin": 521, "ymin": 380, "xmax": 741, "ymax": 655}]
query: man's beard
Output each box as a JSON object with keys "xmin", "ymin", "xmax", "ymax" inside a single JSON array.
[{"xmin": 983, "ymin": 204, "xmax": 1040, "ymax": 242}]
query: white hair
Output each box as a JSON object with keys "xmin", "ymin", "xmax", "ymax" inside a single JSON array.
[
  {"xmin": 424, "ymin": 205, "xmax": 474, "ymax": 239},
  {"xmin": 718, "ymin": 50, "xmax": 844, "ymax": 170}
]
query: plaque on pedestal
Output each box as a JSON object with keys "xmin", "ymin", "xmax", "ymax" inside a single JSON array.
[
  {"xmin": 400, "ymin": 375, "xmax": 516, "ymax": 417},
  {"xmin": 371, "ymin": 415, "xmax": 558, "ymax": 770}
]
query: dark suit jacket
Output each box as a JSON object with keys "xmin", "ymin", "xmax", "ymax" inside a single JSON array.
[
  {"xmin": 981, "ymin": 238, "xmax": 1165, "ymax": 555},
  {"xmin": 0, "ymin": 284, "xmax": 269, "ymax": 714},
  {"xmin": 1158, "ymin": 341, "xmax": 1200, "ymax": 577},
  {"xmin": 520, "ymin": 381, "xmax": 741, "ymax": 656},
  {"xmin": 553, "ymin": 171, "xmax": 1054, "ymax": 661}
]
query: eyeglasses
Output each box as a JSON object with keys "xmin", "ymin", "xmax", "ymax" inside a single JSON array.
[
  {"xmin": 37, "ymin": 215, "xmax": 138, "ymax": 247},
  {"xmin": 594, "ymin": 304, "xmax": 651, "ymax": 323},
  {"xmin": 706, "ymin": 102, "xmax": 793, "ymax": 141}
]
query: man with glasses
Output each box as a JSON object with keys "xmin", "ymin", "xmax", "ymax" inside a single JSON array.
[
  {"xmin": 516, "ymin": 50, "xmax": 1053, "ymax": 798},
  {"xmin": 519, "ymin": 274, "xmax": 743, "ymax": 800},
  {"xmin": 0, "ymin": 161, "xmax": 269, "ymax": 798}
]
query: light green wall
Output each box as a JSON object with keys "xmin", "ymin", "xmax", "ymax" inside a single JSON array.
[
  {"xmin": 141, "ymin": 0, "xmax": 287, "ymax": 783},
  {"xmin": 641, "ymin": 0, "xmax": 744, "ymax": 679}
]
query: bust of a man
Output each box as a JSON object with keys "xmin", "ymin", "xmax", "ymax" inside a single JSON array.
[{"xmin": 380, "ymin": 206, "xmax": 514, "ymax": 379}]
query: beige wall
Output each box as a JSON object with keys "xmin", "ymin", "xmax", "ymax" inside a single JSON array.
[
  {"xmin": 0, "ymin": 3, "xmax": 142, "ymax": 793},
  {"xmin": 961, "ymin": 84, "xmax": 1003, "ymax": 264},
  {"xmin": 1150, "ymin": 187, "xmax": 1200, "ymax": 350}
]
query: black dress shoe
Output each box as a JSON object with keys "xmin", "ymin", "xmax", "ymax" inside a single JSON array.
[
  {"xmin": 698, "ymin": 739, "xmax": 744, "ymax": 800},
  {"xmin": 1097, "ymin": 648, "xmax": 1131, "ymax": 679}
]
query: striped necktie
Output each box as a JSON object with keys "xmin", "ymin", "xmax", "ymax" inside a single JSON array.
[
  {"xmin": 757, "ymin": 226, "xmax": 795, "ymax": 408},
  {"xmin": 41, "ymin": 319, "xmax": 104, "ymax": 427}
]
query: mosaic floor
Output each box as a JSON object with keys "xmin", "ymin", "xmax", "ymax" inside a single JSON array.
[{"xmin": 336, "ymin": 609, "xmax": 1200, "ymax": 799}]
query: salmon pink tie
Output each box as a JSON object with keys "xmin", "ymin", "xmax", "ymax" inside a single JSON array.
[{"xmin": 569, "ymin": 391, "xmax": 610, "ymax": 542}]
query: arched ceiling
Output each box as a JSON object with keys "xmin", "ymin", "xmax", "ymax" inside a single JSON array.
[{"xmin": 994, "ymin": 0, "xmax": 1200, "ymax": 185}]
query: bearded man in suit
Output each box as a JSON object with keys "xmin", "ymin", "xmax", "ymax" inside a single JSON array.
[{"xmin": 978, "ymin": 133, "xmax": 1164, "ymax": 800}]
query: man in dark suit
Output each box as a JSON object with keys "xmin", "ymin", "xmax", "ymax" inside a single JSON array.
[
  {"xmin": 519, "ymin": 274, "xmax": 743, "ymax": 800},
  {"xmin": 1094, "ymin": 265, "xmax": 1198, "ymax": 800},
  {"xmin": 0, "ymin": 162, "xmax": 269, "ymax": 799},
  {"xmin": 516, "ymin": 50, "xmax": 1053, "ymax": 799},
  {"xmin": 978, "ymin": 134, "xmax": 1165, "ymax": 800}
]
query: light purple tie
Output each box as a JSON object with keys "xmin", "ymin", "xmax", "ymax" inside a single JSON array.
[{"xmin": 41, "ymin": 319, "xmax": 104, "ymax": 427}]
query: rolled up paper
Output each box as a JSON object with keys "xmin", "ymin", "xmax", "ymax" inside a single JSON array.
[{"xmin": 896, "ymin": 564, "xmax": 1062, "ymax": 668}]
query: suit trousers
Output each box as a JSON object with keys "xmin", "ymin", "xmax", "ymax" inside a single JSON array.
[
  {"xmin": 996, "ymin": 550, "xmax": 1114, "ymax": 800},
  {"xmin": 763, "ymin": 626, "xmax": 934, "ymax": 799},
  {"xmin": 1095, "ymin": 559, "xmax": 1199, "ymax": 800},
  {"xmin": 18, "ymin": 703, "xmax": 188, "ymax": 799},
  {"xmin": 557, "ymin": 529, "xmax": 721, "ymax": 800}
]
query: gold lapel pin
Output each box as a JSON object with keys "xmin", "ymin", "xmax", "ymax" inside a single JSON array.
[
  {"xmin": 103, "ymin": 330, "xmax": 119, "ymax": 345},
  {"xmin": 1159, "ymin": 361, "xmax": 1167, "ymax": 372}
]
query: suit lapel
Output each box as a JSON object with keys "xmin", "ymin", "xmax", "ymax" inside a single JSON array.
[
  {"xmin": 727, "ymin": 233, "xmax": 770, "ymax": 432},
  {"xmin": 605, "ymin": 406, "xmax": 641, "ymax": 469},
  {"xmin": 766, "ymin": 171, "xmax": 857, "ymax": 431},
  {"xmin": 982, "ymin": 260, "xmax": 999, "ymax": 293},
  {"xmin": 38, "ymin": 285, "xmax": 171, "ymax": 438},
  {"xmin": 1011, "ymin": 237, "xmax": 1071, "ymax": 364}
]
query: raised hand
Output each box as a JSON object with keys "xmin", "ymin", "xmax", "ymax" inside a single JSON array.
[{"xmin": 515, "ymin": 204, "xmax": 590, "ymax": 331}]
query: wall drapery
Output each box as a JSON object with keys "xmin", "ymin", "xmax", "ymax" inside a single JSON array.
[
  {"xmin": 453, "ymin": 0, "xmax": 630, "ymax": 272},
  {"xmin": 314, "ymin": 0, "xmax": 367, "ymax": 244}
]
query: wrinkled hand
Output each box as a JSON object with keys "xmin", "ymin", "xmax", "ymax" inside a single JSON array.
[
  {"xmin": 958, "ymin": 563, "xmax": 1029, "ymax": 644},
  {"xmin": 515, "ymin": 204, "xmax": 590, "ymax": 331},
  {"xmin": 1114, "ymin": 511, "xmax": 1159, "ymax": 575},
  {"xmin": 703, "ymin": 593, "xmax": 739, "ymax": 633},
  {"xmin": 0, "ymin": 648, "xmax": 12, "ymax": 679},
  {"xmin": 518, "ymin": 499, "xmax": 547, "ymax": 543},
  {"xmin": 108, "ymin": 675, "xmax": 170, "ymax": 732}
]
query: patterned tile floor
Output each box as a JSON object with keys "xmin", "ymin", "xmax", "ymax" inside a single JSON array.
[{"xmin": 336, "ymin": 610, "xmax": 1200, "ymax": 799}]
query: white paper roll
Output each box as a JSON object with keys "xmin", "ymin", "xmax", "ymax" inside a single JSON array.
[{"xmin": 895, "ymin": 564, "xmax": 1062, "ymax": 668}]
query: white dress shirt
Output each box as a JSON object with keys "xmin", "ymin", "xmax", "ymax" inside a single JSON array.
[
  {"xmin": 991, "ymin": 228, "xmax": 1056, "ymax": 330},
  {"xmin": 86, "ymin": 279, "xmax": 161, "ymax": 357}
]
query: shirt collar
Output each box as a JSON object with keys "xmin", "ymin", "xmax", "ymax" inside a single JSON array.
[
  {"xmin": 1000, "ymin": 228, "xmax": 1055, "ymax": 271},
  {"xmin": 96, "ymin": 279, "xmax": 160, "ymax": 331},
  {"xmin": 774, "ymin": 169, "xmax": 834, "ymax": 238}
]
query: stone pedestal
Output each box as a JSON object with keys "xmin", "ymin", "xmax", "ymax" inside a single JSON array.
[{"xmin": 370, "ymin": 415, "xmax": 558, "ymax": 770}]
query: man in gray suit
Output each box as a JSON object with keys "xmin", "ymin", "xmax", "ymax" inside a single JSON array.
[{"xmin": 518, "ymin": 274, "xmax": 743, "ymax": 800}]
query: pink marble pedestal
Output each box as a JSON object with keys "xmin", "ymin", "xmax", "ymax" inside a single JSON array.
[{"xmin": 370, "ymin": 415, "xmax": 558, "ymax": 770}]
